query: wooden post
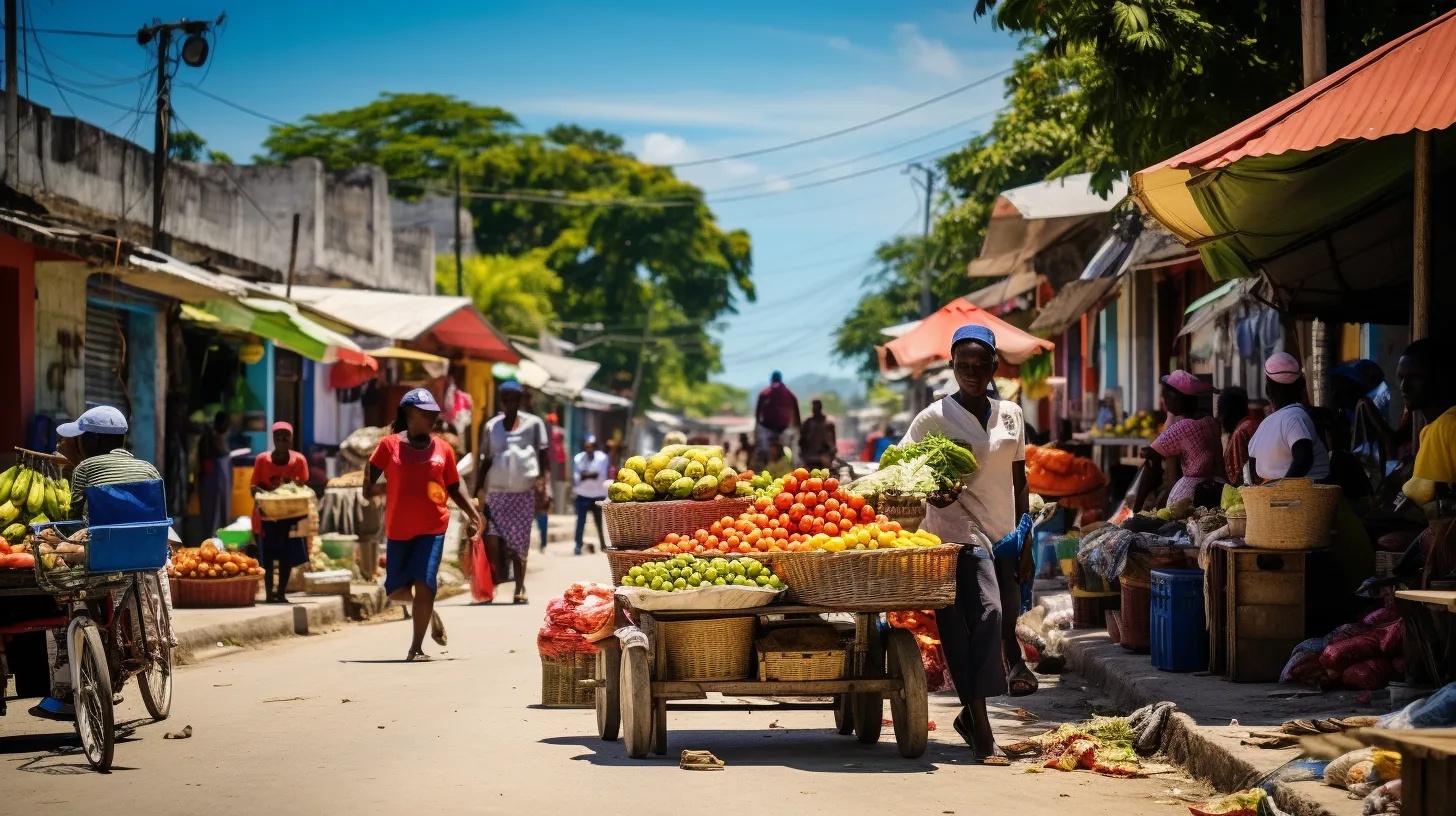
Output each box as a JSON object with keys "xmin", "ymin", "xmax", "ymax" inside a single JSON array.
[
  {"xmin": 1412, "ymin": 131, "xmax": 1432, "ymax": 340},
  {"xmin": 285, "ymin": 213, "xmax": 301, "ymax": 299},
  {"xmin": 1301, "ymin": 0, "xmax": 1327, "ymax": 87},
  {"xmin": 4, "ymin": 0, "xmax": 17, "ymax": 187}
]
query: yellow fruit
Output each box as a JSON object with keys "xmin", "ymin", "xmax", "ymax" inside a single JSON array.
[
  {"xmin": 223, "ymin": 562, "xmax": 240, "ymax": 575},
  {"xmin": 1403, "ymin": 477, "xmax": 1437, "ymax": 506}
]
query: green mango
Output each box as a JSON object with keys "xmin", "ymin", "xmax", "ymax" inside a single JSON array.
[
  {"xmin": 607, "ymin": 482, "xmax": 635, "ymax": 502},
  {"xmin": 616, "ymin": 468, "xmax": 642, "ymax": 486},
  {"xmin": 652, "ymin": 469, "xmax": 683, "ymax": 494},
  {"xmin": 669, "ymin": 476, "xmax": 695, "ymax": 499},
  {"xmin": 630, "ymin": 483, "xmax": 657, "ymax": 502},
  {"xmin": 691, "ymin": 475, "xmax": 719, "ymax": 500},
  {"xmin": 623, "ymin": 455, "xmax": 648, "ymax": 476},
  {"xmin": 683, "ymin": 460, "xmax": 705, "ymax": 480}
]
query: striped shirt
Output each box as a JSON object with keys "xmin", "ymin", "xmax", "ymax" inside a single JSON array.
[{"xmin": 70, "ymin": 449, "xmax": 162, "ymax": 518}]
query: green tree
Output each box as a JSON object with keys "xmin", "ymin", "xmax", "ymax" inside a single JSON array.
[
  {"xmin": 435, "ymin": 252, "xmax": 560, "ymax": 338},
  {"xmin": 170, "ymin": 129, "xmax": 207, "ymax": 162}
]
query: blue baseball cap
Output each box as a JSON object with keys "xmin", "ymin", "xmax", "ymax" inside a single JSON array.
[
  {"xmin": 950, "ymin": 324, "xmax": 997, "ymax": 354},
  {"xmin": 770, "ymin": 371, "xmax": 783, "ymax": 383},
  {"xmin": 498, "ymin": 380, "xmax": 524, "ymax": 393},
  {"xmin": 58, "ymin": 405, "xmax": 128, "ymax": 438},
  {"xmin": 399, "ymin": 387, "xmax": 441, "ymax": 412}
]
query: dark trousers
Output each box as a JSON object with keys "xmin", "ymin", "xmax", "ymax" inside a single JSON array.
[
  {"xmin": 937, "ymin": 544, "xmax": 1008, "ymax": 706},
  {"xmin": 574, "ymin": 495, "xmax": 605, "ymax": 552}
]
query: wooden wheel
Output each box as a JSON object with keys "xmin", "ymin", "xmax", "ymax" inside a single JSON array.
[
  {"xmin": 852, "ymin": 624, "xmax": 885, "ymax": 744},
  {"xmin": 620, "ymin": 644, "xmax": 652, "ymax": 759},
  {"xmin": 886, "ymin": 628, "xmax": 928, "ymax": 758},
  {"xmin": 652, "ymin": 698, "xmax": 668, "ymax": 756},
  {"xmin": 595, "ymin": 639, "xmax": 620, "ymax": 741},
  {"xmin": 833, "ymin": 695, "xmax": 855, "ymax": 735}
]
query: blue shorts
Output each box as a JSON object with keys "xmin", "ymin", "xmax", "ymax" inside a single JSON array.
[{"xmin": 385, "ymin": 534, "xmax": 445, "ymax": 595}]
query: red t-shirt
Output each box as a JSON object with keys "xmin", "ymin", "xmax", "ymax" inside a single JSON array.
[
  {"xmin": 369, "ymin": 433, "xmax": 460, "ymax": 541},
  {"xmin": 251, "ymin": 450, "xmax": 310, "ymax": 532}
]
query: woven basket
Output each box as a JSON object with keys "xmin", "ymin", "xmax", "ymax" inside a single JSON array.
[
  {"xmin": 607, "ymin": 548, "xmax": 786, "ymax": 585},
  {"xmin": 877, "ymin": 493, "xmax": 927, "ymax": 533},
  {"xmin": 1239, "ymin": 479, "xmax": 1340, "ymax": 550},
  {"xmin": 758, "ymin": 649, "xmax": 846, "ymax": 682},
  {"xmin": 540, "ymin": 651, "xmax": 598, "ymax": 708},
  {"xmin": 661, "ymin": 616, "xmax": 755, "ymax": 681},
  {"xmin": 599, "ymin": 497, "xmax": 754, "ymax": 550},
  {"xmin": 1119, "ymin": 578, "xmax": 1151, "ymax": 650},
  {"xmin": 169, "ymin": 575, "xmax": 261, "ymax": 608},
  {"xmin": 772, "ymin": 545, "xmax": 961, "ymax": 611},
  {"xmin": 1226, "ymin": 515, "xmax": 1247, "ymax": 538},
  {"xmin": 257, "ymin": 494, "xmax": 313, "ymax": 520},
  {"xmin": 1072, "ymin": 590, "xmax": 1119, "ymax": 629}
]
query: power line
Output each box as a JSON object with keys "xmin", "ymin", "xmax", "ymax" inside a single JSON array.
[
  {"xmin": 15, "ymin": 26, "xmax": 133, "ymax": 39},
  {"xmin": 178, "ymin": 81, "xmax": 290, "ymax": 125},
  {"xmin": 666, "ymin": 68, "xmax": 1010, "ymax": 168},
  {"xmin": 708, "ymin": 136, "xmax": 972, "ymax": 204}
]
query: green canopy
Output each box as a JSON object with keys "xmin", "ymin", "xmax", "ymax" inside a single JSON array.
[{"xmin": 201, "ymin": 298, "xmax": 375, "ymax": 366}]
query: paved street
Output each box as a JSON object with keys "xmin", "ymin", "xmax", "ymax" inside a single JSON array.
[{"xmin": 2, "ymin": 546, "xmax": 1206, "ymax": 815}]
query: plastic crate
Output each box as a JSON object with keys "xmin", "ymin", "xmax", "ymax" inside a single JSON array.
[
  {"xmin": 1150, "ymin": 569, "xmax": 1207, "ymax": 672},
  {"xmin": 88, "ymin": 521, "xmax": 172, "ymax": 572}
]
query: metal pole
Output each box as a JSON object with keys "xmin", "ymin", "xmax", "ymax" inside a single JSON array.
[
  {"xmin": 1300, "ymin": 0, "xmax": 1327, "ymax": 87},
  {"xmin": 917, "ymin": 165, "xmax": 935, "ymax": 319},
  {"xmin": 4, "ymin": 0, "xmax": 17, "ymax": 187},
  {"xmin": 285, "ymin": 213, "xmax": 300, "ymax": 299},
  {"xmin": 150, "ymin": 26, "xmax": 172, "ymax": 252},
  {"xmin": 454, "ymin": 162, "xmax": 464, "ymax": 296},
  {"xmin": 1412, "ymin": 131, "xmax": 1432, "ymax": 341},
  {"xmin": 623, "ymin": 301, "xmax": 654, "ymax": 441}
]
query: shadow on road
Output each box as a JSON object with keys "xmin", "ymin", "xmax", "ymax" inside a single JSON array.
[
  {"xmin": 337, "ymin": 658, "xmax": 463, "ymax": 664},
  {"xmin": 541, "ymin": 729, "xmax": 943, "ymax": 773}
]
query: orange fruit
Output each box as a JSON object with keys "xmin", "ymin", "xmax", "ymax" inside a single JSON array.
[
  {"xmin": 824, "ymin": 522, "xmax": 840, "ymax": 537},
  {"xmin": 824, "ymin": 478, "xmax": 840, "ymax": 492},
  {"xmin": 223, "ymin": 562, "xmax": 240, "ymax": 575},
  {"xmin": 792, "ymin": 468, "xmax": 810, "ymax": 481},
  {"xmin": 848, "ymin": 495, "xmax": 866, "ymax": 511}
]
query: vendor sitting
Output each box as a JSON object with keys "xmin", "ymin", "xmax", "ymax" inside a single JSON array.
[
  {"xmin": 1247, "ymin": 353, "xmax": 1331, "ymax": 484},
  {"xmin": 251, "ymin": 422, "xmax": 310, "ymax": 604},
  {"xmin": 1134, "ymin": 370, "xmax": 1225, "ymax": 512}
]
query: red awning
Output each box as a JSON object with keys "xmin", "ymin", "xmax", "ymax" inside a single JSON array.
[
  {"xmin": 1150, "ymin": 9, "xmax": 1456, "ymax": 173},
  {"xmin": 877, "ymin": 297, "xmax": 1055, "ymax": 375}
]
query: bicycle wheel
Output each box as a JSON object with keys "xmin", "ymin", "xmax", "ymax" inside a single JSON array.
[
  {"xmin": 138, "ymin": 575, "xmax": 174, "ymax": 720},
  {"xmin": 72, "ymin": 620, "xmax": 115, "ymax": 772}
]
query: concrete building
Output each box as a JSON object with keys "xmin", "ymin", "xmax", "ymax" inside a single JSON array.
[{"xmin": 391, "ymin": 194, "xmax": 474, "ymax": 259}]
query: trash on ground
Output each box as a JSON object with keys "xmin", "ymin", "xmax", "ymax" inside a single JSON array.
[
  {"xmin": 680, "ymin": 749, "xmax": 724, "ymax": 771},
  {"xmin": 163, "ymin": 725, "xmax": 193, "ymax": 740}
]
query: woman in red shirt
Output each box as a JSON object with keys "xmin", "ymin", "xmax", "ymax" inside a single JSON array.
[
  {"xmin": 252, "ymin": 421, "xmax": 310, "ymax": 603},
  {"xmin": 365, "ymin": 389, "xmax": 484, "ymax": 661}
]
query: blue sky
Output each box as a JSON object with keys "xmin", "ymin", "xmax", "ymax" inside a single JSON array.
[{"xmin": 21, "ymin": 1, "xmax": 1021, "ymax": 392}]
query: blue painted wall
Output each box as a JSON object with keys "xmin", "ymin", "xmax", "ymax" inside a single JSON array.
[{"xmin": 244, "ymin": 341, "xmax": 276, "ymax": 453}]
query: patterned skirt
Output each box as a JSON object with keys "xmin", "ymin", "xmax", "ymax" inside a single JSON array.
[{"xmin": 485, "ymin": 491, "xmax": 537, "ymax": 557}]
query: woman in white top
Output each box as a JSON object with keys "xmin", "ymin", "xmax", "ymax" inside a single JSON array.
[
  {"xmin": 473, "ymin": 381, "xmax": 550, "ymax": 604},
  {"xmin": 1246, "ymin": 353, "xmax": 1331, "ymax": 484},
  {"xmin": 900, "ymin": 324, "xmax": 1027, "ymax": 765}
]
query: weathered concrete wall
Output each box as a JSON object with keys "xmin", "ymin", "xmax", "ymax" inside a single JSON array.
[
  {"xmin": 33, "ymin": 261, "xmax": 89, "ymax": 420},
  {"xmin": 392, "ymin": 225, "xmax": 436, "ymax": 293},
  {"xmin": 391, "ymin": 194, "xmax": 474, "ymax": 258}
]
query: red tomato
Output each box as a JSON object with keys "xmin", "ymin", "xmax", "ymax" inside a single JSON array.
[
  {"xmin": 811, "ymin": 518, "xmax": 825, "ymax": 534},
  {"xmin": 754, "ymin": 497, "xmax": 771, "ymax": 512},
  {"xmin": 782, "ymin": 475, "xmax": 800, "ymax": 493},
  {"xmin": 860, "ymin": 506, "xmax": 876, "ymax": 523},
  {"xmin": 792, "ymin": 468, "xmax": 810, "ymax": 481},
  {"xmin": 789, "ymin": 503, "xmax": 807, "ymax": 523},
  {"xmin": 824, "ymin": 478, "xmax": 839, "ymax": 493},
  {"xmin": 738, "ymin": 542, "xmax": 752, "ymax": 553},
  {"xmin": 695, "ymin": 530, "xmax": 710, "ymax": 543},
  {"xmin": 825, "ymin": 510, "xmax": 842, "ymax": 525},
  {"xmin": 848, "ymin": 495, "xmax": 867, "ymax": 511},
  {"xmin": 824, "ymin": 498, "xmax": 840, "ymax": 513},
  {"xmin": 773, "ymin": 492, "xmax": 794, "ymax": 511},
  {"xmin": 709, "ymin": 522, "xmax": 724, "ymax": 538},
  {"xmin": 817, "ymin": 490, "xmax": 829, "ymax": 504},
  {"xmin": 803, "ymin": 477, "xmax": 823, "ymax": 492},
  {"xmin": 796, "ymin": 515, "xmax": 813, "ymax": 533}
]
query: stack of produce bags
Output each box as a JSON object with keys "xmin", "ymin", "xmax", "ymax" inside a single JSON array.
[
  {"xmin": 1280, "ymin": 607, "xmax": 1404, "ymax": 691},
  {"xmin": 537, "ymin": 582, "xmax": 614, "ymax": 660}
]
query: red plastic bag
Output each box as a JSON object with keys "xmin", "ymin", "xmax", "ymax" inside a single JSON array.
[
  {"xmin": 1341, "ymin": 658, "xmax": 1393, "ymax": 691},
  {"xmin": 571, "ymin": 594, "xmax": 614, "ymax": 634},
  {"xmin": 1320, "ymin": 633, "xmax": 1382, "ymax": 669},
  {"xmin": 545, "ymin": 597, "xmax": 576, "ymax": 627},
  {"xmin": 1328, "ymin": 623, "xmax": 1372, "ymax": 644},
  {"xmin": 537, "ymin": 622, "xmax": 596, "ymax": 660},
  {"xmin": 468, "ymin": 535, "xmax": 495, "ymax": 603}
]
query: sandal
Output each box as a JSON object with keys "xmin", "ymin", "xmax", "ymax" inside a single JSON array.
[
  {"xmin": 976, "ymin": 754, "xmax": 1011, "ymax": 766},
  {"xmin": 406, "ymin": 649, "xmax": 433, "ymax": 662},
  {"xmin": 513, "ymin": 589, "xmax": 528, "ymax": 605},
  {"xmin": 1008, "ymin": 664, "xmax": 1039, "ymax": 697}
]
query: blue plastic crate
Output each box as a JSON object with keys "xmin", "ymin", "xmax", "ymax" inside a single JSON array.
[
  {"xmin": 87, "ymin": 520, "xmax": 171, "ymax": 573},
  {"xmin": 1150, "ymin": 568, "xmax": 1207, "ymax": 672},
  {"xmin": 85, "ymin": 479, "xmax": 167, "ymax": 526}
]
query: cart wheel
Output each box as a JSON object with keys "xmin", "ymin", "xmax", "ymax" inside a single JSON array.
[
  {"xmin": 852, "ymin": 626, "xmax": 885, "ymax": 745},
  {"xmin": 72, "ymin": 620, "xmax": 115, "ymax": 772},
  {"xmin": 886, "ymin": 629, "xmax": 928, "ymax": 758},
  {"xmin": 595, "ymin": 639, "xmax": 620, "ymax": 741},
  {"xmin": 139, "ymin": 575, "xmax": 173, "ymax": 720},
  {"xmin": 833, "ymin": 695, "xmax": 854, "ymax": 735},
  {"xmin": 652, "ymin": 698, "xmax": 668, "ymax": 756},
  {"xmin": 620, "ymin": 644, "xmax": 652, "ymax": 759}
]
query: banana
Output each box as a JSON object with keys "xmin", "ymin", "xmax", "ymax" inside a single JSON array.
[
  {"xmin": 10, "ymin": 468, "xmax": 30, "ymax": 503},
  {"xmin": 0, "ymin": 500, "xmax": 16, "ymax": 525},
  {"xmin": 0, "ymin": 465, "xmax": 17, "ymax": 499},
  {"xmin": 29, "ymin": 512, "xmax": 49, "ymax": 525},
  {"xmin": 25, "ymin": 477, "xmax": 44, "ymax": 515},
  {"xmin": 2, "ymin": 522, "xmax": 26, "ymax": 543},
  {"xmin": 42, "ymin": 481, "xmax": 60, "ymax": 522}
]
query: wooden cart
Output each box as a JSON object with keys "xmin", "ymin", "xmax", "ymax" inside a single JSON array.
[{"xmin": 591, "ymin": 601, "xmax": 929, "ymax": 760}]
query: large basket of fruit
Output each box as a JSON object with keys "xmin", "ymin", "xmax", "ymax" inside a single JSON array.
[
  {"xmin": 616, "ymin": 555, "xmax": 785, "ymax": 611},
  {"xmin": 600, "ymin": 444, "xmax": 755, "ymax": 549},
  {"xmin": 256, "ymin": 483, "xmax": 316, "ymax": 520},
  {"xmin": 600, "ymin": 497, "xmax": 753, "ymax": 550},
  {"xmin": 167, "ymin": 542, "xmax": 264, "ymax": 607},
  {"xmin": 774, "ymin": 544, "xmax": 962, "ymax": 612},
  {"xmin": 607, "ymin": 547, "xmax": 786, "ymax": 585}
]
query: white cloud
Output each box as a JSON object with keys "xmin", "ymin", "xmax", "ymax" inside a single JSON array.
[
  {"xmin": 722, "ymin": 159, "xmax": 759, "ymax": 178},
  {"xmin": 826, "ymin": 35, "xmax": 854, "ymax": 52},
  {"xmin": 762, "ymin": 175, "xmax": 792, "ymax": 193},
  {"xmin": 893, "ymin": 22, "xmax": 964, "ymax": 79},
  {"xmin": 639, "ymin": 132, "xmax": 693, "ymax": 164}
]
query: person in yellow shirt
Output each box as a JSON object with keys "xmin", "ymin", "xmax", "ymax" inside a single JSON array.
[{"xmin": 1400, "ymin": 339, "xmax": 1456, "ymax": 494}]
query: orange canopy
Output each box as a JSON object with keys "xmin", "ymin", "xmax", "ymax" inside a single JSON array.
[{"xmin": 877, "ymin": 297, "xmax": 1054, "ymax": 375}]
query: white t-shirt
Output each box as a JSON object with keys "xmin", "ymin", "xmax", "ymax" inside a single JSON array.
[
  {"xmin": 481, "ymin": 411, "xmax": 548, "ymax": 493},
  {"xmin": 572, "ymin": 450, "xmax": 611, "ymax": 499},
  {"xmin": 900, "ymin": 396, "xmax": 1026, "ymax": 543},
  {"xmin": 1247, "ymin": 404, "xmax": 1331, "ymax": 482}
]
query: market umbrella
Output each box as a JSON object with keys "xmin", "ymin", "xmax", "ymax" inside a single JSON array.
[
  {"xmin": 876, "ymin": 297, "xmax": 1055, "ymax": 375},
  {"xmin": 201, "ymin": 298, "xmax": 377, "ymax": 368},
  {"xmin": 1131, "ymin": 8, "xmax": 1456, "ymax": 322}
]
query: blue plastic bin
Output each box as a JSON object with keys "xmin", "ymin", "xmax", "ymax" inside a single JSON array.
[
  {"xmin": 1150, "ymin": 568, "xmax": 1207, "ymax": 672},
  {"xmin": 87, "ymin": 521, "xmax": 171, "ymax": 572}
]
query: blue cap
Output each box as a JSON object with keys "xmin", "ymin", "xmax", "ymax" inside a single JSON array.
[
  {"xmin": 498, "ymin": 380, "xmax": 524, "ymax": 394},
  {"xmin": 584, "ymin": 433, "xmax": 597, "ymax": 444},
  {"xmin": 399, "ymin": 387, "xmax": 441, "ymax": 412},
  {"xmin": 950, "ymin": 324, "xmax": 997, "ymax": 353},
  {"xmin": 1329, "ymin": 363, "xmax": 1365, "ymax": 386},
  {"xmin": 58, "ymin": 405, "xmax": 128, "ymax": 438},
  {"xmin": 770, "ymin": 371, "xmax": 783, "ymax": 383}
]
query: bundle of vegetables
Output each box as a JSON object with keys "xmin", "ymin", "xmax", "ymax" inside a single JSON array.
[{"xmin": 876, "ymin": 433, "xmax": 978, "ymax": 490}]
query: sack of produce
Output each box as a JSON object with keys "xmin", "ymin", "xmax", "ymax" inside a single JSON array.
[
  {"xmin": 1341, "ymin": 657, "xmax": 1393, "ymax": 691},
  {"xmin": 1319, "ymin": 632, "xmax": 1382, "ymax": 669}
]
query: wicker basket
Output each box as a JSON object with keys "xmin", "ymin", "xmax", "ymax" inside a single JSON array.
[
  {"xmin": 169, "ymin": 575, "xmax": 262, "ymax": 608},
  {"xmin": 1226, "ymin": 514, "xmax": 1247, "ymax": 538},
  {"xmin": 661, "ymin": 616, "xmax": 755, "ymax": 681},
  {"xmin": 772, "ymin": 545, "xmax": 961, "ymax": 611},
  {"xmin": 758, "ymin": 649, "xmax": 846, "ymax": 682},
  {"xmin": 1239, "ymin": 479, "xmax": 1340, "ymax": 550},
  {"xmin": 599, "ymin": 497, "xmax": 754, "ymax": 550},
  {"xmin": 1119, "ymin": 577, "xmax": 1151, "ymax": 651},
  {"xmin": 877, "ymin": 492, "xmax": 927, "ymax": 533},
  {"xmin": 540, "ymin": 651, "xmax": 598, "ymax": 708},
  {"xmin": 256, "ymin": 494, "xmax": 313, "ymax": 520},
  {"xmin": 1072, "ymin": 588, "xmax": 1119, "ymax": 629},
  {"xmin": 607, "ymin": 548, "xmax": 786, "ymax": 585}
]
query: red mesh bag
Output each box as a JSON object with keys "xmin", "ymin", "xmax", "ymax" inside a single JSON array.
[
  {"xmin": 1341, "ymin": 657, "xmax": 1393, "ymax": 691},
  {"xmin": 1320, "ymin": 633, "xmax": 1381, "ymax": 669}
]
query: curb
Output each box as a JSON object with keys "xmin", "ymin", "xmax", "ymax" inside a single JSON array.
[
  {"xmin": 173, "ymin": 596, "xmax": 346, "ymax": 665},
  {"xmin": 1063, "ymin": 632, "xmax": 1348, "ymax": 816}
]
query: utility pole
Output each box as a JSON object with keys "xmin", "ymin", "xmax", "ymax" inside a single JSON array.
[
  {"xmin": 623, "ymin": 302, "xmax": 655, "ymax": 441},
  {"xmin": 454, "ymin": 162, "xmax": 464, "ymax": 296},
  {"xmin": 1300, "ymin": 0, "xmax": 1328, "ymax": 405},
  {"xmin": 137, "ymin": 15, "xmax": 222, "ymax": 253},
  {"xmin": 4, "ymin": 0, "xmax": 17, "ymax": 187},
  {"xmin": 905, "ymin": 162, "xmax": 937, "ymax": 413}
]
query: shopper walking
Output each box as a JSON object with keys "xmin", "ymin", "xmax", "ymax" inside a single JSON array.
[
  {"xmin": 250, "ymin": 422, "xmax": 310, "ymax": 603},
  {"xmin": 365, "ymin": 389, "xmax": 483, "ymax": 661},
  {"xmin": 572, "ymin": 434, "xmax": 610, "ymax": 554},
  {"xmin": 754, "ymin": 371, "xmax": 800, "ymax": 460},
  {"xmin": 899, "ymin": 325, "xmax": 1026, "ymax": 765},
  {"xmin": 473, "ymin": 381, "xmax": 550, "ymax": 604}
]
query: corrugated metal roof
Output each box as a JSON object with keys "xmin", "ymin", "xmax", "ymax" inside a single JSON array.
[
  {"xmin": 999, "ymin": 173, "xmax": 1128, "ymax": 219},
  {"xmin": 965, "ymin": 271, "xmax": 1043, "ymax": 309},
  {"xmin": 1150, "ymin": 8, "xmax": 1456, "ymax": 172}
]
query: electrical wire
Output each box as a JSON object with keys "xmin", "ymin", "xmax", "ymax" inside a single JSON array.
[
  {"xmin": 177, "ymin": 81, "xmax": 291, "ymax": 125},
  {"xmin": 170, "ymin": 109, "xmax": 281, "ymax": 233},
  {"xmin": 17, "ymin": 26, "xmax": 133, "ymax": 39},
  {"xmin": 666, "ymin": 68, "xmax": 1010, "ymax": 168},
  {"xmin": 707, "ymin": 136, "xmax": 973, "ymax": 205}
]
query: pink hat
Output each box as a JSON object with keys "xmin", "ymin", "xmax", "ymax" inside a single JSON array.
[
  {"xmin": 1264, "ymin": 352, "xmax": 1303, "ymax": 384},
  {"xmin": 271, "ymin": 421, "xmax": 294, "ymax": 434},
  {"xmin": 1161, "ymin": 369, "xmax": 1216, "ymax": 396}
]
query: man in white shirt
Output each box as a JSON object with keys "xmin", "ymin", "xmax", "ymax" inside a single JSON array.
[{"xmin": 572, "ymin": 434, "xmax": 611, "ymax": 554}]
